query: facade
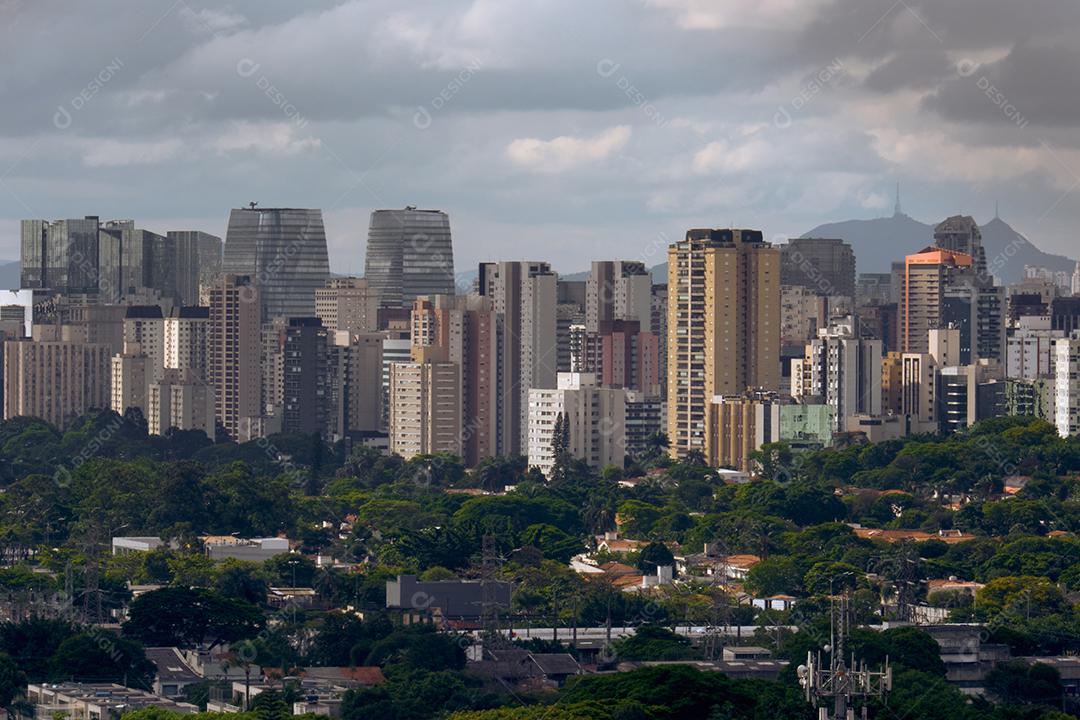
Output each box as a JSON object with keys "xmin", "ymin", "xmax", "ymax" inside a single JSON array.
[
  {"xmin": 598, "ymin": 320, "xmax": 661, "ymax": 397},
  {"xmin": 934, "ymin": 216, "xmax": 987, "ymax": 279},
  {"xmin": 779, "ymin": 237, "xmax": 856, "ymax": 298},
  {"xmin": 585, "ymin": 260, "xmax": 652, "ymax": 333},
  {"xmin": 625, "ymin": 390, "xmax": 664, "ymax": 459},
  {"xmin": 315, "ymin": 277, "xmax": 381, "ymax": 335},
  {"xmin": 3, "ymin": 337, "xmax": 111, "ymax": 429},
  {"xmin": 709, "ymin": 395, "xmax": 778, "ymax": 472},
  {"xmin": 477, "ymin": 261, "xmax": 558, "ymax": 457},
  {"xmin": 526, "ymin": 373, "xmax": 626, "ymax": 478},
  {"xmin": 209, "ymin": 275, "xmax": 262, "ymax": 440},
  {"xmin": 282, "ymin": 317, "xmax": 329, "ymax": 436},
  {"xmin": 381, "ymin": 336, "xmax": 412, "ymax": 432},
  {"xmin": 797, "ymin": 316, "xmax": 882, "ymax": 430},
  {"xmin": 781, "ymin": 285, "xmax": 829, "ymax": 347},
  {"xmin": 902, "ymin": 246, "xmax": 973, "ymax": 355},
  {"xmin": 169, "ymin": 230, "xmax": 222, "ymax": 306},
  {"xmin": 222, "ymin": 207, "xmax": 330, "ymax": 320},
  {"xmin": 148, "ymin": 368, "xmax": 216, "ymax": 440},
  {"xmin": 1006, "ymin": 316, "xmax": 1063, "ymax": 380},
  {"xmin": 667, "ymin": 229, "xmax": 780, "ymax": 461},
  {"xmin": 164, "ymin": 306, "xmax": 211, "ymax": 377},
  {"xmin": 388, "ymin": 350, "xmax": 462, "ymax": 460},
  {"xmin": 110, "ymin": 352, "xmax": 148, "ymax": 416},
  {"xmin": 901, "ymin": 352, "xmax": 938, "ymax": 427},
  {"xmin": 327, "ymin": 331, "xmax": 384, "ymax": 439},
  {"xmin": 1055, "ymin": 333, "xmax": 1080, "ymax": 438},
  {"xmin": 365, "ymin": 208, "xmax": 455, "ymax": 309}
]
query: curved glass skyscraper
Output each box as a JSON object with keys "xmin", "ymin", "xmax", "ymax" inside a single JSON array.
[
  {"xmin": 365, "ymin": 207, "xmax": 455, "ymax": 308},
  {"xmin": 222, "ymin": 207, "xmax": 330, "ymax": 320}
]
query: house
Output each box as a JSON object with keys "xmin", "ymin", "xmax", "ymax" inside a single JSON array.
[
  {"xmin": 594, "ymin": 531, "xmax": 646, "ymax": 554},
  {"xmin": 722, "ymin": 646, "xmax": 772, "ymax": 661},
  {"xmin": 21, "ymin": 683, "xmax": 199, "ymax": 720},
  {"xmin": 146, "ymin": 647, "xmax": 202, "ymax": 699},
  {"xmin": 469, "ymin": 647, "xmax": 583, "ymax": 688},
  {"xmin": 675, "ymin": 545, "xmax": 760, "ymax": 581}
]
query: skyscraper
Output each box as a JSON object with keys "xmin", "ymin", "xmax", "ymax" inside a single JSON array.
[
  {"xmin": 585, "ymin": 260, "xmax": 652, "ymax": 333},
  {"xmin": 902, "ymin": 247, "xmax": 973, "ymax": 354},
  {"xmin": 796, "ymin": 315, "xmax": 882, "ymax": 430},
  {"xmin": 222, "ymin": 206, "xmax": 330, "ymax": 320},
  {"xmin": 20, "ymin": 217, "xmax": 101, "ymax": 294},
  {"xmin": 282, "ymin": 317, "xmax": 329, "ymax": 437},
  {"xmin": 478, "ymin": 261, "xmax": 557, "ymax": 457},
  {"xmin": 315, "ymin": 277, "xmax": 381, "ymax": 335},
  {"xmin": 169, "ymin": 231, "xmax": 222, "ymax": 306},
  {"xmin": 209, "ymin": 275, "xmax": 262, "ymax": 440},
  {"xmin": 934, "ymin": 216, "xmax": 987, "ymax": 280},
  {"xmin": 780, "ymin": 237, "xmax": 856, "ymax": 298},
  {"xmin": 666, "ymin": 229, "xmax": 780, "ymax": 460},
  {"xmin": 365, "ymin": 207, "xmax": 455, "ymax": 309}
]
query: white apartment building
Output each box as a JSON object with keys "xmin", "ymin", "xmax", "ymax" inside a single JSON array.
[
  {"xmin": 1006, "ymin": 316, "xmax": 1063, "ymax": 380},
  {"xmin": 1055, "ymin": 333, "xmax": 1080, "ymax": 438},
  {"xmin": 527, "ymin": 372, "xmax": 626, "ymax": 478}
]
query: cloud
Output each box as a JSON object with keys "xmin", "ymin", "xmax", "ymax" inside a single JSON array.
[
  {"xmin": 506, "ymin": 126, "xmax": 631, "ymax": 173},
  {"xmin": 209, "ymin": 121, "xmax": 321, "ymax": 156},
  {"xmin": 81, "ymin": 139, "xmax": 183, "ymax": 167},
  {"xmin": 646, "ymin": 0, "xmax": 835, "ymax": 30}
]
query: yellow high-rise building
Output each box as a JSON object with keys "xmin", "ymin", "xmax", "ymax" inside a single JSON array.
[{"xmin": 667, "ymin": 229, "xmax": 780, "ymax": 462}]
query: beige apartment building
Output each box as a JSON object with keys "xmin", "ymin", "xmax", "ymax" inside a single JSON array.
[
  {"xmin": 315, "ymin": 277, "xmax": 380, "ymax": 335},
  {"xmin": 667, "ymin": 228, "xmax": 780, "ymax": 461},
  {"xmin": 148, "ymin": 368, "xmax": 216, "ymax": 439},
  {"xmin": 4, "ymin": 336, "xmax": 111, "ymax": 429},
  {"xmin": 209, "ymin": 275, "xmax": 262, "ymax": 440},
  {"xmin": 388, "ymin": 346, "xmax": 462, "ymax": 460}
]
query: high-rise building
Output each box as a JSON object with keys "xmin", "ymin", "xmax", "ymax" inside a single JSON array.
[
  {"xmin": 667, "ymin": 229, "xmax": 780, "ymax": 461},
  {"xmin": 282, "ymin": 317, "xmax": 329, "ymax": 437},
  {"xmin": 478, "ymin": 261, "xmax": 558, "ymax": 457},
  {"xmin": 148, "ymin": 368, "xmax": 216, "ymax": 440},
  {"xmin": 389, "ymin": 347, "xmax": 462, "ymax": 460},
  {"xmin": 326, "ymin": 331, "xmax": 383, "ymax": 440},
  {"xmin": 780, "ymin": 237, "xmax": 856, "ymax": 298},
  {"xmin": 901, "ymin": 352, "xmax": 938, "ymax": 427},
  {"xmin": 624, "ymin": 390, "xmax": 664, "ymax": 460},
  {"xmin": 586, "ymin": 261, "xmax": 652, "ymax": 333},
  {"xmin": 797, "ymin": 316, "xmax": 882, "ymax": 430},
  {"xmin": 315, "ymin": 277, "xmax": 380, "ymax": 335},
  {"xmin": 781, "ymin": 285, "xmax": 829, "ymax": 347},
  {"xmin": 526, "ymin": 372, "xmax": 626, "ymax": 478},
  {"xmin": 381, "ymin": 335, "xmax": 412, "ymax": 432},
  {"xmin": 169, "ymin": 231, "xmax": 222, "ymax": 306},
  {"xmin": 651, "ymin": 284, "xmax": 668, "ymax": 401},
  {"xmin": 209, "ymin": 275, "xmax": 262, "ymax": 440},
  {"xmin": 1055, "ymin": 333, "xmax": 1080, "ymax": 438},
  {"xmin": 1072, "ymin": 262, "xmax": 1080, "ymax": 297},
  {"xmin": 3, "ymin": 335, "xmax": 111, "ymax": 429},
  {"xmin": 1006, "ymin": 316, "xmax": 1062, "ymax": 380},
  {"xmin": 123, "ymin": 306, "xmax": 165, "ymax": 383},
  {"xmin": 21, "ymin": 217, "xmax": 101, "ymax": 294},
  {"xmin": 164, "ymin": 307, "xmax": 211, "ymax": 378},
  {"xmin": 409, "ymin": 295, "xmax": 499, "ymax": 466},
  {"xmin": 902, "ymin": 247, "xmax": 973, "ymax": 354},
  {"xmin": 934, "ymin": 216, "xmax": 987, "ymax": 279},
  {"xmin": 365, "ymin": 208, "xmax": 455, "ymax": 309},
  {"xmin": 110, "ymin": 352, "xmax": 148, "ymax": 417},
  {"xmin": 222, "ymin": 207, "xmax": 330, "ymax": 320},
  {"xmin": 598, "ymin": 320, "xmax": 660, "ymax": 397}
]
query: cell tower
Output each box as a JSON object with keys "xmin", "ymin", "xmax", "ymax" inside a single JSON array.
[{"xmin": 798, "ymin": 594, "xmax": 892, "ymax": 720}]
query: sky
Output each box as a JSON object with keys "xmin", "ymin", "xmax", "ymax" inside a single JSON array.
[{"xmin": 1, "ymin": 0, "xmax": 1079, "ymax": 275}]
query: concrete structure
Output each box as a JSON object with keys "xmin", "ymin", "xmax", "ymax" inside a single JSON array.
[
  {"xmin": 624, "ymin": 391, "xmax": 664, "ymax": 460},
  {"xmin": 934, "ymin": 215, "xmax": 987, "ymax": 279},
  {"xmin": 204, "ymin": 536, "xmax": 290, "ymax": 562},
  {"xmin": 386, "ymin": 574, "xmax": 511, "ymax": 620},
  {"xmin": 365, "ymin": 207, "xmax": 455, "ymax": 309},
  {"xmin": 111, "ymin": 351, "xmax": 148, "ymax": 416},
  {"xmin": 222, "ymin": 206, "xmax": 330, "ymax": 320},
  {"xmin": 315, "ymin": 276, "xmax": 381, "ymax": 335},
  {"xmin": 24, "ymin": 683, "xmax": 198, "ymax": 718},
  {"xmin": 209, "ymin": 275, "xmax": 262, "ymax": 440},
  {"xmin": 327, "ymin": 331, "xmax": 384, "ymax": 439},
  {"xmin": 123, "ymin": 305, "xmax": 165, "ymax": 383},
  {"xmin": 148, "ymin": 369, "xmax": 216, "ymax": 439},
  {"xmin": 282, "ymin": 317, "xmax": 329, "ymax": 436},
  {"xmin": 597, "ymin": 320, "xmax": 661, "ymax": 397},
  {"xmin": 708, "ymin": 394, "xmax": 833, "ymax": 471},
  {"xmin": 3, "ymin": 336, "xmax": 111, "ymax": 429},
  {"xmin": 389, "ymin": 349, "xmax": 462, "ymax": 460},
  {"xmin": 797, "ymin": 315, "xmax": 882, "ymax": 430},
  {"xmin": 478, "ymin": 261, "xmax": 558, "ymax": 457},
  {"xmin": 410, "ymin": 295, "xmax": 500, "ymax": 466},
  {"xmin": 526, "ymin": 372, "xmax": 626, "ymax": 477},
  {"xmin": 164, "ymin": 306, "xmax": 211, "ymax": 377},
  {"xmin": 780, "ymin": 285, "xmax": 829, "ymax": 347},
  {"xmin": 1055, "ymin": 333, "xmax": 1080, "ymax": 438},
  {"xmin": 1006, "ymin": 315, "xmax": 1062, "ymax": 380},
  {"xmin": 667, "ymin": 229, "xmax": 781, "ymax": 462},
  {"xmin": 586, "ymin": 260, "xmax": 652, "ymax": 333},
  {"xmin": 381, "ymin": 336, "xmax": 412, "ymax": 431},
  {"xmin": 902, "ymin": 246, "xmax": 973, "ymax": 355},
  {"xmin": 901, "ymin": 352, "xmax": 938, "ymax": 427},
  {"xmin": 779, "ymin": 237, "xmax": 856, "ymax": 298},
  {"xmin": 168, "ymin": 230, "xmax": 222, "ymax": 306}
]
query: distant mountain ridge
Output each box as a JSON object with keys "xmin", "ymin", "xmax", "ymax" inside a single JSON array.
[{"xmin": 802, "ymin": 211, "xmax": 1075, "ymax": 285}]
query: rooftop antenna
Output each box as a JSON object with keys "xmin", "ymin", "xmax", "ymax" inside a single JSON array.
[
  {"xmin": 894, "ymin": 182, "xmax": 902, "ymax": 217},
  {"xmin": 994, "ymin": 200, "xmax": 999, "ymax": 220}
]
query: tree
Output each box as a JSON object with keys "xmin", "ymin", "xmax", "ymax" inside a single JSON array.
[
  {"xmin": 124, "ymin": 587, "xmax": 263, "ymax": 648},
  {"xmin": 636, "ymin": 542, "xmax": 675, "ymax": 576},
  {"xmin": 249, "ymin": 689, "xmax": 290, "ymax": 720},
  {"xmin": 47, "ymin": 631, "xmax": 155, "ymax": 685},
  {"xmin": 744, "ymin": 557, "xmax": 803, "ymax": 597},
  {"xmin": 550, "ymin": 413, "xmax": 572, "ymax": 484},
  {"xmin": 0, "ymin": 618, "xmax": 76, "ymax": 680},
  {"xmin": 0, "ymin": 652, "xmax": 25, "ymax": 706},
  {"xmin": 613, "ymin": 624, "xmax": 696, "ymax": 660},
  {"xmin": 985, "ymin": 660, "xmax": 1063, "ymax": 706}
]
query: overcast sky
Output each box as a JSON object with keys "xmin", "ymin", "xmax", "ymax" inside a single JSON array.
[{"xmin": 1, "ymin": 0, "xmax": 1078, "ymax": 274}]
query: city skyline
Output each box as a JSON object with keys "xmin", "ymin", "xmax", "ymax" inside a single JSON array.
[{"xmin": 2, "ymin": 1, "xmax": 1080, "ymax": 275}]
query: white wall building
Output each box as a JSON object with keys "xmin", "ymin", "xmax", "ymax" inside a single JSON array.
[
  {"xmin": 1006, "ymin": 315, "xmax": 1063, "ymax": 380},
  {"xmin": 527, "ymin": 372, "xmax": 626, "ymax": 478},
  {"xmin": 1055, "ymin": 333, "xmax": 1080, "ymax": 438}
]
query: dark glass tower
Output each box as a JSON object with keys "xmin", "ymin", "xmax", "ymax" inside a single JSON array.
[
  {"xmin": 222, "ymin": 207, "xmax": 330, "ymax": 320},
  {"xmin": 365, "ymin": 207, "xmax": 455, "ymax": 309}
]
